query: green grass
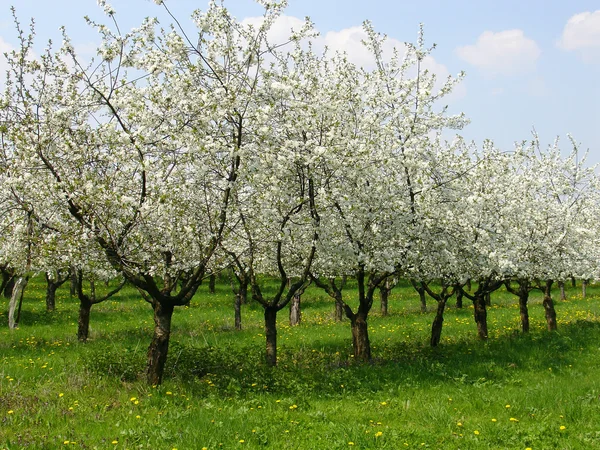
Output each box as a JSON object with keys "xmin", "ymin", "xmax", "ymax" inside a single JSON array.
[{"xmin": 1, "ymin": 278, "xmax": 600, "ymax": 449}]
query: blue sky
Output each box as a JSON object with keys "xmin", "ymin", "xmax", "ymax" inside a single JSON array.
[{"xmin": 1, "ymin": 0, "xmax": 599, "ymax": 165}]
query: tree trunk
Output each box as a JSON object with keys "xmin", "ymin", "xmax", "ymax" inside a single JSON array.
[
  {"xmin": 350, "ymin": 314, "xmax": 371, "ymax": 361},
  {"xmin": 543, "ymin": 280, "xmax": 557, "ymax": 331},
  {"xmin": 417, "ymin": 287, "xmax": 427, "ymax": 313},
  {"xmin": 473, "ymin": 295, "xmax": 488, "ymax": 340},
  {"xmin": 8, "ymin": 277, "xmax": 27, "ymax": 329},
  {"xmin": 455, "ymin": 288, "xmax": 463, "ymax": 308},
  {"xmin": 147, "ymin": 301, "xmax": 175, "ymax": 385},
  {"xmin": 519, "ymin": 291, "xmax": 529, "ymax": 333},
  {"xmin": 571, "ymin": 277, "xmax": 576, "ymax": 288},
  {"xmin": 209, "ymin": 273, "xmax": 216, "ymax": 294},
  {"xmin": 430, "ymin": 299, "xmax": 447, "ymax": 347},
  {"xmin": 70, "ymin": 269, "xmax": 77, "ymax": 298},
  {"xmin": 234, "ymin": 292, "xmax": 242, "ymax": 331},
  {"xmin": 485, "ymin": 292, "xmax": 491, "ymax": 306},
  {"xmin": 558, "ymin": 281, "xmax": 566, "ymax": 301},
  {"xmin": 77, "ymin": 299, "xmax": 92, "ymax": 342},
  {"xmin": 264, "ymin": 307, "xmax": 278, "ymax": 367},
  {"xmin": 334, "ymin": 295, "xmax": 343, "ymax": 322},
  {"xmin": 289, "ymin": 293, "xmax": 301, "ymax": 326},
  {"xmin": 240, "ymin": 282, "xmax": 248, "ymax": 305},
  {"xmin": 45, "ymin": 276, "xmax": 59, "ymax": 312},
  {"xmin": 380, "ymin": 284, "xmax": 389, "ymax": 316},
  {"xmin": 582, "ymin": 279, "xmax": 588, "ymax": 298}
]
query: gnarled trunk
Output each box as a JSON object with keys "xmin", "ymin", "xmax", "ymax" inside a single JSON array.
[
  {"xmin": 379, "ymin": 285, "xmax": 389, "ymax": 316},
  {"xmin": 334, "ymin": 294, "xmax": 343, "ymax": 322},
  {"xmin": 558, "ymin": 281, "xmax": 566, "ymax": 301},
  {"xmin": 418, "ymin": 287, "xmax": 427, "ymax": 313},
  {"xmin": 542, "ymin": 280, "xmax": 557, "ymax": 331},
  {"xmin": 455, "ymin": 288, "xmax": 463, "ymax": 309},
  {"xmin": 264, "ymin": 306, "xmax": 278, "ymax": 367},
  {"xmin": 350, "ymin": 314, "xmax": 371, "ymax": 361},
  {"xmin": 430, "ymin": 299, "xmax": 447, "ymax": 347},
  {"xmin": 473, "ymin": 294, "xmax": 488, "ymax": 340},
  {"xmin": 77, "ymin": 299, "xmax": 92, "ymax": 342},
  {"xmin": 147, "ymin": 301, "xmax": 175, "ymax": 385},
  {"xmin": 289, "ymin": 293, "xmax": 301, "ymax": 326},
  {"xmin": 8, "ymin": 276, "xmax": 28, "ymax": 329},
  {"xmin": 518, "ymin": 290, "xmax": 529, "ymax": 333},
  {"xmin": 209, "ymin": 273, "xmax": 216, "ymax": 294},
  {"xmin": 234, "ymin": 292, "xmax": 242, "ymax": 331}
]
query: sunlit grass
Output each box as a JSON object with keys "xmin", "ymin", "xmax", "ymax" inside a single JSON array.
[{"xmin": 1, "ymin": 278, "xmax": 600, "ymax": 448}]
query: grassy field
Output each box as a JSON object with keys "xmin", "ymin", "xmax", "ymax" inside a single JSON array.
[{"xmin": 1, "ymin": 278, "xmax": 600, "ymax": 449}]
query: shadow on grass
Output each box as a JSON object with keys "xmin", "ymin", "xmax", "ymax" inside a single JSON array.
[{"xmin": 80, "ymin": 318, "xmax": 600, "ymax": 397}]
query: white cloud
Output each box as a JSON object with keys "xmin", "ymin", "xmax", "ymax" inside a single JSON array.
[
  {"xmin": 241, "ymin": 15, "xmax": 464, "ymax": 98},
  {"xmin": 558, "ymin": 10, "xmax": 600, "ymax": 62},
  {"xmin": 456, "ymin": 30, "xmax": 541, "ymax": 76}
]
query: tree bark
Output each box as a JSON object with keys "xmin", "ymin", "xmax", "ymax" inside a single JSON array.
[
  {"xmin": 430, "ymin": 299, "xmax": 447, "ymax": 347},
  {"xmin": 147, "ymin": 301, "xmax": 175, "ymax": 385},
  {"xmin": 558, "ymin": 281, "xmax": 566, "ymax": 301},
  {"xmin": 234, "ymin": 292, "xmax": 242, "ymax": 331},
  {"xmin": 418, "ymin": 287, "xmax": 427, "ymax": 313},
  {"xmin": 264, "ymin": 306, "xmax": 278, "ymax": 367},
  {"xmin": 289, "ymin": 292, "xmax": 301, "ymax": 326},
  {"xmin": 571, "ymin": 277, "xmax": 576, "ymax": 288},
  {"xmin": 519, "ymin": 290, "xmax": 530, "ymax": 333},
  {"xmin": 455, "ymin": 288, "xmax": 463, "ymax": 308},
  {"xmin": 8, "ymin": 277, "xmax": 27, "ymax": 329},
  {"xmin": 209, "ymin": 273, "xmax": 216, "ymax": 294},
  {"xmin": 350, "ymin": 314, "xmax": 371, "ymax": 361},
  {"xmin": 46, "ymin": 282, "xmax": 58, "ymax": 312},
  {"xmin": 70, "ymin": 269, "xmax": 77, "ymax": 298},
  {"xmin": 379, "ymin": 284, "xmax": 389, "ymax": 316},
  {"xmin": 334, "ymin": 295, "xmax": 344, "ymax": 322},
  {"xmin": 484, "ymin": 292, "xmax": 491, "ymax": 306},
  {"xmin": 473, "ymin": 294, "xmax": 488, "ymax": 340},
  {"xmin": 542, "ymin": 280, "xmax": 557, "ymax": 331},
  {"xmin": 582, "ymin": 279, "xmax": 588, "ymax": 298},
  {"xmin": 3, "ymin": 276, "xmax": 15, "ymax": 299},
  {"xmin": 77, "ymin": 299, "xmax": 92, "ymax": 342}
]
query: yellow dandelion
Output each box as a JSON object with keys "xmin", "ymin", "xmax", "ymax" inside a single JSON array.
[
  {"xmin": 7, "ymin": 410, "xmax": 14, "ymax": 414},
  {"xmin": 505, "ymin": 404, "xmax": 511, "ymax": 408},
  {"xmin": 112, "ymin": 440, "xmax": 118, "ymax": 445},
  {"xmin": 560, "ymin": 425, "xmax": 566, "ymax": 430},
  {"xmin": 375, "ymin": 431, "xmax": 383, "ymax": 437},
  {"xmin": 457, "ymin": 422, "xmax": 463, "ymax": 427},
  {"xmin": 63, "ymin": 441, "xmax": 70, "ymax": 445},
  {"xmin": 348, "ymin": 443, "xmax": 355, "ymax": 446},
  {"xmin": 166, "ymin": 391, "xmax": 172, "ymax": 395},
  {"xmin": 474, "ymin": 430, "xmax": 480, "ymax": 435},
  {"xmin": 239, "ymin": 439, "xmax": 245, "ymax": 443},
  {"xmin": 59, "ymin": 393, "xmax": 64, "ymax": 397},
  {"xmin": 509, "ymin": 418, "xmax": 519, "ymax": 422},
  {"xmin": 491, "ymin": 418, "xmax": 497, "ymax": 422},
  {"xmin": 130, "ymin": 397, "xmax": 136, "ymax": 402}
]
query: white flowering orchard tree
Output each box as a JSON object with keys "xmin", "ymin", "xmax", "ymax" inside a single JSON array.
[
  {"xmin": 2, "ymin": 0, "xmax": 310, "ymax": 384},
  {"xmin": 311, "ymin": 25, "xmax": 468, "ymax": 360},
  {"xmin": 503, "ymin": 136, "xmax": 600, "ymax": 332}
]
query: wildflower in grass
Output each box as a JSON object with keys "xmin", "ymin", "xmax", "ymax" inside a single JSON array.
[
  {"xmin": 239, "ymin": 439, "xmax": 245, "ymax": 443},
  {"xmin": 509, "ymin": 418, "xmax": 519, "ymax": 422},
  {"xmin": 112, "ymin": 440, "xmax": 118, "ymax": 444},
  {"xmin": 130, "ymin": 397, "xmax": 136, "ymax": 402},
  {"xmin": 7, "ymin": 410, "xmax": 13, "ymax": 414},
  {"xmin": 380, "ymin": 401, "xmax": 387, "ymax": 406},
  {"xmin": 375, "ymin": 431, "xmax": 383, "ymax": 437},
  {"xmin": 505, "ymin": 404, "xmax": 510, "ymax": 408},
  {"xmin": 457, "ymin": 422, "xmax": 462, "ymax": 427},
  {"xmin": 289, "ymin": 404, "xmax": 297, "ymax": 410},
  {"xmin": 474, "ymin": 430, "xmax": 480, "ymax": 435},
  {"xmin": 59, "ymin": 393, "xmax": 64, "ymax": 397},
  {"xmin": 64, "ymin": 441, "xmax": 70, "ymax": 445},
  {"xmin": 560, "ymin": 425, "xmax": 566, "ymax": 430},
  {"xmin": 166, "ymin": 392, "xmax": 172, "ymax": 395},
  {"xmin": 136, "ymin": 415, "xmax": 141, "ymax": 419},
  {"xmin": 348, "ymin": 443, "xmax": 354, "ymax": 446},
  {"xmin": 526, "ymin": 448, "xmax": 532, "ymax": 450},
  {"xmin": 491, "ymin": 418, "xmax": 497, "ymax": 422}
]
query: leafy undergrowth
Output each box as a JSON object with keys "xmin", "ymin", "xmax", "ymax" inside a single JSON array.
[{"xmin": 1, "ymin": 279, "xmax": 600, "ymax": 449}]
